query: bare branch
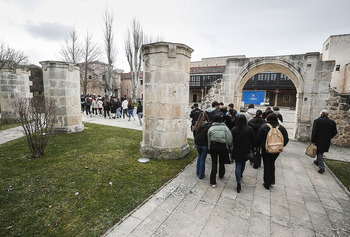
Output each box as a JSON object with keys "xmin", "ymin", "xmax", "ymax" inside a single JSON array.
[
  {"xmin": 0, "ymin": 41, "xmax": 28, "ymax": 68},
  {"xmin": 59, "ymin": 26, "xmax": 82, "ymax": 63}
]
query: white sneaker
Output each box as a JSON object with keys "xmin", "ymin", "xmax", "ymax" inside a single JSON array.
[{"xmin": 211, "ymin": 184, "xmax": 216, "ymax": 188}]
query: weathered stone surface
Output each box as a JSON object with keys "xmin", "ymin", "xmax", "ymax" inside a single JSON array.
[
  {"xmin": 40, "ymin": 61, "xmax": 84, "ymax": 134},
  {"xmin": 327, "ymin": 88, "xmax": 350, "ymax": 147},
  {"xmin": 140, "ymin": 42, "xmax": 193, "ymax": 159},
  {"xmin": 0, "ymin": 68, "xmax": 32, "ymax": 123}
]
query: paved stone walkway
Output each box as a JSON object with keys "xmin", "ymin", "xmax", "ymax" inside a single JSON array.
[{"xmin": 1, "ymin": 112, "xmax": 350, "ymax": 237}]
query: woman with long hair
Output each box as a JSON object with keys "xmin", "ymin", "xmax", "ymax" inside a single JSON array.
[
  {"xmin": 248, "ymin": 110, "xmax": 266, "ymax": 168},
  {"xmin": 128, "ymin": 99, "xmax": 135, "ymax": 121},
  {"xmin": 194, "ymin": 112, "xmax": 211, "ymax": 179},
  {"xmin": 231, "ymin": 114, "xmax": 254, "ymax": 193}
]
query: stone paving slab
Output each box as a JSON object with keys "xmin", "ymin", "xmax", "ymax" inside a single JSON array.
[
  {"xmin": 1, "ymin": 112, "xmax": 350, "ymax": 236},
  {"xmin": 104, "ymin": 140, "xmax": 350, "ymax": 237}
]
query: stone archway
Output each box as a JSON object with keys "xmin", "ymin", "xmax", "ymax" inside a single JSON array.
[
  {"xmin": 234, "ymin": 59, "xmax": 304, "ymax": 138},
  {"xmin": 207, "ymin": 53, "xmax": 335, "ymax": 141}
]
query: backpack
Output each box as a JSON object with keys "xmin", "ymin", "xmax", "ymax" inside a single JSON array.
[{"xmin": 265, "ymin": 124, "xmax": 284, "ymax": 153}]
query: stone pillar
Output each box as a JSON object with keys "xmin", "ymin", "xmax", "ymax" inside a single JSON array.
[
  {"xmin": 40, "ymin": 61, "xmax": 84, "ymax": 134},
  {"xmin": 0, "ymin": 68, "xmax": 32, "ymax": 122},
  {"xmin": 141, "ymin": 42, "xmax": 194, "ymax": 159}
]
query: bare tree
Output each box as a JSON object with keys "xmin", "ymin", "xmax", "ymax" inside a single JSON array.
[
  {"xmin": 13, "ymin": 97, "xmax": 58, "ymax": 158},
  {"xmin": 59, "ymin": 25, "xmax": 82, "ymax": 63},
  {"xmin": 103, "ymin": 10, "xmax": 117, "ymax": 98},
  {"xmin": 81, "ymin": 31, "xmax": 102, "ymax": 96},
  {"xmin": 0, "ymin": 41, "xmax": 28, "ymax": 68},
  {"xmin": 125, "ymin": 18, "xmax": 144, "ymax": 102}
]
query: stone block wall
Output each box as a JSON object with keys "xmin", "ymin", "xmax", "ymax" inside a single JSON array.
[
  {"xmin": 141, "ymin": 42, "xmax": 193, "ymax": 159},
  {"xmin": 326, "ymin": 88, "xmax": 350, "ymax": 147},
  {"xmin": 0, "ymin": 68, "xmax": 32, "ymax": 122},
  {"xmin": 40, "ymin": 61, "xmax": 84, "ymax": 134}
]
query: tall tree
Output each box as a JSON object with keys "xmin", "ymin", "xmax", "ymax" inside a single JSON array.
[
  {"xmin": 81, "ymin": 31, "xmax": 101, "ymax": 96},
  {"xmin": 59, "ymin": 26, "xmax": 82, "ymax": 63},
  {"xmin": 0, "ymin": 41, "xmax": 28, "ymax": 68},
  {"xmin": 125, "ymin": 18, "xmax": 143, "ymax": 102},
  {"xmin": 103, "ymin": 10, "xmax": 117, "ymax": 98}
]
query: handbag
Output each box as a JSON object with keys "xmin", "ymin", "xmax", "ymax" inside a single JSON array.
[{"xmin": 305, "ymin": 143, "xmax": 317, "ymax": 158}]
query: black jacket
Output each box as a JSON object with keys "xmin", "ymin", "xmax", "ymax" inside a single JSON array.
[
  {"xmin": 194, "ymin": 122, "xmax": 211, "ymax": 146},
  {"xmin": 231, "ymin": 126, "xmax": 254, "ymax": 163},
  {"xmin": 311, "ymin": 116, "xmax": 337, "ymax": 153},
  {"xmin": 137, "ymin": 104, "xmax": 143, "ymax": 114},
  {"xmin": 190, "ymin": 108, "xmax": 202, "ymax": 126},
  {"xmin": 116, "ymin": 100, "xmax": 122, "ymax": 108},
  {"xmin": 248, "ymin": 117, "xmax": 266, "ymax": 138},
  {"xmin": 255, "ymin": 122, "xmax": 289, "ymax": 153}
]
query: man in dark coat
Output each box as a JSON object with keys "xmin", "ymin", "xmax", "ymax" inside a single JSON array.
[
  {"xmin": 190, "ymin": 103, "xmax": 202, "ymax": 136},
  {"xmin": 311, "ymin": 110, "xmax": 337, "ymax": 173}
]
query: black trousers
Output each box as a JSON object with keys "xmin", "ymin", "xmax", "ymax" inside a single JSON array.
[
  {"xmin": 262, "ymin": 152, "xmax": 279, "ymax": 186},
  {"xmin": 210, "ymin": 142, "xmax": 226, "ymax": 185}
]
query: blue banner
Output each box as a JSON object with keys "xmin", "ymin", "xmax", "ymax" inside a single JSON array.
[{"xmin": 242, "ymin": 91, "xmax": 265, "ymax": 105}]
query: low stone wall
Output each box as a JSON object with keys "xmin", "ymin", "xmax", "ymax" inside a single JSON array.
[{"xmin": 327, "ymin": 88, "xmax": 350, "ymax": 147}]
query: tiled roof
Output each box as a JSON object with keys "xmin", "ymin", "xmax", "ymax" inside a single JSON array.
[{"xmin": 190, "ymin": 66, "xmax": 226, "ymax": 74}]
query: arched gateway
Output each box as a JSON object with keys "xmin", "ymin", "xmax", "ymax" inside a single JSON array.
[{"xmin": 209, "ymin": 52, "xmax": 335, "ymax": 140}]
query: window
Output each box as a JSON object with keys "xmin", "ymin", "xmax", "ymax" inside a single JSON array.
[
  {"xmin": 284, "ymin": 95, "xmax": 290, "ymax": 102},
  {"xmin": 325, "ymin": 43, "xmax": 329, "ymax": 50},
  {"xmin": 336, "ymin": 65, "xmax": 340, "ymax": 71},
  {"xmin": 88, "ymin": 75, "xmax": 92, "ymax": 80},
  {"xmin": 140, "ymin": 79, "xmax": 143, "ymax": 85}
]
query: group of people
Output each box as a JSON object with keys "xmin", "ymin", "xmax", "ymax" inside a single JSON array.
[
  {"xmin": 191, "ymin": 101, "xmax": 289, "ymax": 193},
  {"xmin": 81, "ymin": 94, "xmax": 144, "ymax": 125}
]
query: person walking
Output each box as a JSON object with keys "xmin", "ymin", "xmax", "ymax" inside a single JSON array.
[
  {"xmin": 85, "ymin": 96, "xmax": 91, "ymax": 116},
  {"xmin": 128, "ymin": 99, "xmax": 135, "ymax": 121},
  {"xmin": 255, "ymin": 113, "xmax": 289, "ymax": 190},
  {"xmin": 225, "ymin": 108, "xmax": 237, "ymax": 131},
  {"xmin": 273, "ymin": 107, "xmax": 283, "ymax": 123},
  {"xmin": 206, "ymin": 101, "xmax": 222, "ymax": 122},
  {"xmin": 91, "ymin": 97, "xmax": 98, "ymax": 115},
  {"xmin": 116, "ymin": 98, "xmax": 122, "ymax": 118},
  {"xmin": 231, "ymin": 115, "xmax": 254, "ymax": 193},
  {"xmin": 103, "ymin": 98, "xmax": 111, "ymax": 119},
  {"xmin": 248, "ymin": 110, "xmax": 266, "ymax": 168},
  {"xmin": 244, "ymin": 103, "xmax": 256, "ymax": 122},
  {"xmin": 207, "ymin": 114, "xmax": 233, "ymax": 188},
  {"xmin": 122, "ymin": 98, "xmax": 128, "ymax": 119},
  {"xmin": 311, "ymin": 109, "xmax": 337, "ymax": 173},
  {"xmin": 190, "ymin": 103, "xmax": 202, "ymax": 136},
  {"xmin": 194, "ymin": 112, "xmax": 211, "ymax": 179},
  {"xmin": 136, "ymin": 100, "xmax": 143, "ymax": 125},
  {"xmin": 110, "ymin": 99, "xmax": 116, "ymax": 119},
  {"xmin": 97, "ymin": 98, "xmax": 103, "ymax": 116}
]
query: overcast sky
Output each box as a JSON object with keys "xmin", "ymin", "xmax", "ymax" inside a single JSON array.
[{"xmin": 1, "ymin": 0, "xmax": 349, "ymax": 72}]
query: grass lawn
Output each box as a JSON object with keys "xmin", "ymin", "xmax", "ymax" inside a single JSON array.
[
  {"xmin": 325, "ymin": 159, "xmax": 350, "ymax": 192},
  {"xmin": 0, "ymin": 122, "xmax": 21, "ymax": 132},
  {"xmin": 0, "ymin": 122, "xmax": 197, "ymax": 236}
]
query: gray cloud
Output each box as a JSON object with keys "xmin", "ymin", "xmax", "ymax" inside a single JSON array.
[{"xmin": 24, "ymin": 21, "xmax": 70, "ymax": 41}]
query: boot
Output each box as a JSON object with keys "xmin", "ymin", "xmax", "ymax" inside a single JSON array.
[{"xmin": 237, "ymin": 183, "xmax": 241, "ymax": 193}]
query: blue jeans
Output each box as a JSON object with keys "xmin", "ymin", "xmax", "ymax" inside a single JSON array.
[
  {"xmin": 128, "ymin": 109, "xmax": 134, "ymax": 118},
  {"xmin": 235, "ymin": 162, "xmax": 246, "ymax": 183},
  {"xmin": 117, "ymin": 108, "xmax": 121, "ymax": 118},
  {"xmin": 196, "ymin": 145, "xmax": 208, "ymax": 179}
]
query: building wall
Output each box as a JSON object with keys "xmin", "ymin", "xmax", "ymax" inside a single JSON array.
[
  {"xmin": 322, "ymin": 34, "xmax": 350, "ymax": 93},
  {"xmin": 345, "ymin": 63, "xmax": 350, "ymax": 93},
  {"xmin": 189, "ymin": 89, "xmax": 203, "ymax": 103},
  {"xmin": 120, "ymin": 77, "xmax": 143, "ymax": 100},
  {"xmin": 191, "ymin": 55, "xmax": 245, "ymax": 67}
]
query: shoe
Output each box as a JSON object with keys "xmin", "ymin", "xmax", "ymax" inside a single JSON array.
[
  {"xmin": 211, "ymin": 184, "xmax": 216, "ymax": 188},
  {"xmin": 318, "ymin": 169, "xmax": 325, "ymax": 174},
  {"xmin": 263, "ymin": 183, "xmax": 270, "ymax": 190},
  {"xmin": 314, "ymin": 160, "xmax": 318, "ymax": 166},
  {"xmin": 237, "ymin": 183, "xmax": 241, "ymax": 193},
  {"xmin": 219, "ymin": 175, "xmax": 224, "ymax": 179}
]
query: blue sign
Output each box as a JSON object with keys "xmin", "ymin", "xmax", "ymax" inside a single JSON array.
[{"xmin": 242, "ymin": 91, "xmax": 265, "ymax": 105}]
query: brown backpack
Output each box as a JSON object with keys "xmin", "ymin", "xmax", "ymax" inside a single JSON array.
[{"xmin": 265, "ymin": 124, "xmax": 284, "ymax": 153}]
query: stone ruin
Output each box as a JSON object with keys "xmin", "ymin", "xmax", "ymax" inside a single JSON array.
[
  {"xmin": 140, "ymin": 42, "xmax": 194, "ymax": 159},
  {"xmin": 0, "ymin": 68, "xmax": 32, "ymax": 122},
  {"xmin": 327, "ymin": 88, "xmax": 350, "ymax": 147},
  {"xmin": 40, "ymin": 61, "xmax": 84, "ymax": 134}
]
